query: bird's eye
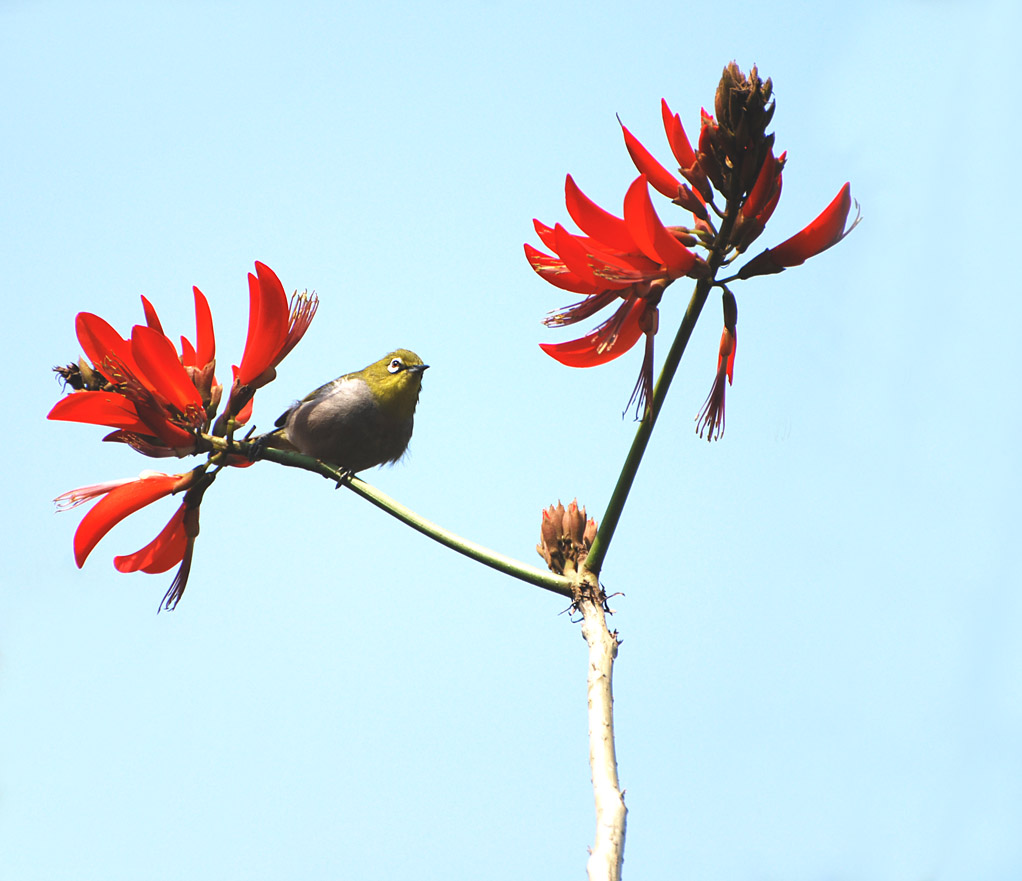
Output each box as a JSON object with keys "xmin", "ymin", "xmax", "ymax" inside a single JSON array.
[{"xmin": 387, "ymin": 358, "xmax": 404, "ymax": 374}]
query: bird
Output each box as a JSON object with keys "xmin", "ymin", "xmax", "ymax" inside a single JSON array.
[{"xmin": 256, "ymin": 349, "xmax": 428, "ymax": 474}]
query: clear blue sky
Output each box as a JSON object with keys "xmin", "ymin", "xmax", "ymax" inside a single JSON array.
[{"xmin": 3, "ymin": 1, "xmax": 1020, "ymax": 879}]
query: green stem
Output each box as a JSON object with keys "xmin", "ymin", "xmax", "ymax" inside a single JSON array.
[
  {"xmin": 583, "ymin": 200, "xmax": 742, "ymax": 577},
  {"xmin": 204, "ymin": 437, "xmax": 574, "ymax": 599},
  {"xmin": 582, "ymin": 279, "xmax": 712, "ymax": 576}
]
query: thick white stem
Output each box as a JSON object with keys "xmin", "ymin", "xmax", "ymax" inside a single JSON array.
[{"xmin": 579, "ymin": 593, "xmax": 626, "ymax": 881}]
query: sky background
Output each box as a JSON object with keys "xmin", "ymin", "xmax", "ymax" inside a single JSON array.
[{"xmin": 2, "ymin": 1, "xmax": 1020, "ymax": 879}]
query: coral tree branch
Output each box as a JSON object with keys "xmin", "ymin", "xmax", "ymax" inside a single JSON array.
[
  {"xmin": 210, "ymin": 436, "xmax": 574, "ymax": 598},
  {"xmin": 577, "ymin": 571, "xmax": 627, "ymax": 881}
]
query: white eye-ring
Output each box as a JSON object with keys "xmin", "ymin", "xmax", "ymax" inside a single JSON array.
[{"xmin": 388, "ymin": 358, "xmax": 404, "ymax": 374}]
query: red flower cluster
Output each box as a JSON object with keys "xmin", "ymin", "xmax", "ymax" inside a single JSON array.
[
  {"xmin": 50, "ymin": 262, "xmax": 317, "ymax": 609},
  {"xmin": 526, "ymin": 64, "xmax": 859, "ymax": 435}
]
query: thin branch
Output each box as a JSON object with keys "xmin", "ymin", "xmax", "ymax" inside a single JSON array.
[
  {"xmin": 584, "ymin": 197, "xmax": 743, "ymax": 576},
  {"xmin": 203, "ymin": 435, "xmax": 573, "ymax": 598}
]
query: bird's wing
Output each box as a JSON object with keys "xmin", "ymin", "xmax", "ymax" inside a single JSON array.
[{"xmin": 274, "ymin": 376, "xmax": 347, "ymax": 428}]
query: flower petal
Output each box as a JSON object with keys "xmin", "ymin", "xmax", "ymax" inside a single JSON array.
[
  {"xmin": 551, "ymin": 223, "xmax": 601, "ymax": 286},
  {"xmin": 140, "ymin": 296, "xmax": 165, "ymax": 334},
  {"xmin": 736, "ymin": 182, "xmax": 857, "ymax": 278},
  {"xmin": 73, "ymin": 473, "xmax": 181, "ymax": 568},
  {"xmin": 741, "ymin": 149, "xmax": 778, "ymax": 220},
  {"xmin": 767, "ymin": 182, "xmax": 853, "ymax": 266},
  {"xmin": 192, "ymin": 286, "xmax": 215, "ymax": 366},
  {"xmin": 620, "ymin": 122, "xmax": 682, "ymax": 199},
  {"xmin": 114, "ymin": 504, "xmax": 188, "ymax": 574},
  {"xmin": 236, "ymin": 262, "xmax": 289, "ymax": 386},
  {"xmin": 180, "ymin": 336, "xmax": 197, "ymax": 366},
  {"xmin": 622, "ymin": 177, "xmax": 697, "ymax": 276},
  {"xmin": 48, "ymin": 391, "xmax": 147, "ymax": 431},
  {"xmin": 130, "ymin": 325, "xmax": 204, "ymax": 412},
  {"xmin": 75, "ymin": 313, "xmax": 137, "ymax": 376},
  {"xmin": 525, "ymin": 243, "xmax": 602, "ymax": 294},
  {"xmin": 660, "ymin": 98, "xmax": 697, "ymax": 168},
  {"xmin": 540, "ymin": 297, "xmax": 645, "ymax": 367},
  {"xmin": 564, "ymin": 175, "xmax": 636, "ymax": 253}
]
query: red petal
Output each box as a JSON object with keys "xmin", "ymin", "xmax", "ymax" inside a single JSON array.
[
  {"xmin": 140, "ymin": 296, "xmax": 165, "ymax": 334},
  {"xmin": 757, "ymin": 169, "xmax": 783, "ymax": 227},
  {"xmin": 620, "ymin": 123, "xmax": 682, "ymax": 199},
  {"xmin": 717, "ymin": 326, "xmax": 737, "ymax": 383},
  {"xmin": 130, "ymin": 325, "xmax": 204, "ymax": 412},
  {"xmin": 552, "ymin": 224, "xmax": 600, "ymax": 286},
  {"xmin": 75, "ymin": 313, "xmax": 137, "ymax": 375},
  {"xmin": 236, "ymin": 263, "xmax": 289, "ymax": 386},
  {"xmin": 73, "ymin": 474, "xmax": 181, "ymax": 568},
  {"xmin": 584, "ymin": 248, "xmax": 656, "ymax": 286},
  {"xmin": 540, "ymin": 297, "xmax": 645, "ymax": 367},
  {"xmin": 564, "ymin": 175, "xmax": 636, "ymax": 253},
  {"xmin": 622, "ymin": 177, "xmax": 696, "ymax": 276},
  {"xmin": 525, "ymin": 244, "xmax": 601, "ymax": 294},
  {"xmin": 661, "ymin": 99, "xmax": 697, "ymax": 168},
  {"xmin": 114, "ymin": 504, "xmax": 188, "ymax": 573},
  {"xmin": 235, "ymin": 396, "xmax": 254, "ymax": 425},
  {"xmin": 742, "ymin": 150, "xmax": 777, "ymax": 220},
  {"xmin": 192, "ymin": 286, "xmax": 215, "ymax": 366},
  {"xmin": 768, "ymin": 183, "xmax": 852, "ymax": 267},
  {"xmin": 180, "ymin": 336, "xmax": 197, "ymax": 366},
  {"xmin": 48, "ymin": 391, "xmax": 147, "ymax": 431}
]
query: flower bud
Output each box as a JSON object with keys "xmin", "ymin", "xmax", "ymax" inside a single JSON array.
[
  {"xmin": 537, "ymin": 500, "xmax": 599, "ymax": 575},
  {"xmin": 707, "ymin": 62, "xmax": 775, "ymax": 201}
]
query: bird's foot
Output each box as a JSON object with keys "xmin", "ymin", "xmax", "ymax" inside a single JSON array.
[{"xmin": 246, "ymin": 432, "xmax": 272, "ymax": 462}]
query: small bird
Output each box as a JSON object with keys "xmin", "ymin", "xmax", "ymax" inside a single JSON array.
[{"xmin": 259, "ymin": 349, "xmax": 428, "ymax": 473}]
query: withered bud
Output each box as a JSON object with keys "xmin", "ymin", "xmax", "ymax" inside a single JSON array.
[
  {"xmin": 715, "ymin": 63, "xmax": 773, "ymax": 144},
  {"xmin": 537, "ymin": 500, "xmax": 599, "ymax": 576},
  {"xmin": 711, "ymin": 62, "xmax": 775, "ymax": 200}
]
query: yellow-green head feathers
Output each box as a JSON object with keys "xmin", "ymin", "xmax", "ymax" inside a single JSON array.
[
  {"xmin": 271, "ymin": 349, "xmax": 428, "ymax": 472},
  {"xmin": 356, "ymin": 350, "xmax": 428, "ymax": 422}
]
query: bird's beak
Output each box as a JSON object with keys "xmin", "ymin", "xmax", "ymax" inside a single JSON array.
[{"xmin": 410, "ymin": 364, "xmax": 429, "ymax": 374}]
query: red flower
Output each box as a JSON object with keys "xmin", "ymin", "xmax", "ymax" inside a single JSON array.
[
  {"xmin": 695, "ymin": 291, "xmax": 738, "ymax": 442},
  {"xmin": 621, "ymin": 99, "xmax": 713, "ymax": 211},
  {"xmin": 55, "ymin": 471, "xmax": 193, "ymax": 568},
  {"xmin": 731, "ymin": 148, "xmax": 786, "ymax": 253},
  {"xmin": 50, "ymin": 261, "xmax": 316, "ymax": 608},
  {"xmin": 527, "ymin": 174, "xmax": 701, "ymax": 415},
  {"xmin": 56, "ymin": 469, "xmax": 206, "ymax": 611},
  {"xmin": 737, "ymin": 182, "xmax": 860, "ymax": 279},
  {"xmin": 224, "ymin": 261, "xmax": 318, "ymax": 423},
  {"xmin": 48, "ymin": 312, "xmax": 209, "ymax": 454},
  {"xmin": 529, "ymin": 80, "xmax": 856, "ymax": 436},
  {"xmin": 142, "ymin": 286, "xmax": 221, "ymax": 416}
]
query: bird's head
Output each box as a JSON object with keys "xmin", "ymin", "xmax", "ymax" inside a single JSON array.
[{"xmin": 360, "ymin": 349, "xmax": 428, "ymax": 420}]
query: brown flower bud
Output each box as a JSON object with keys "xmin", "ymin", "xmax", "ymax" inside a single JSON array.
[
  {"xmin": 709, "ymin": 62, "xmax": 775, "ymax": 200},
  {"xmin": 566, "ymin": 499, "xmax": 585, "ymax": 547},
  {"xmin": 537, "ymin": 500, "xmax": 599, "ymax": 575}
]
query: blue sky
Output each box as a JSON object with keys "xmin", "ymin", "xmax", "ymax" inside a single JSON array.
[{"xmin": 3, "ymin": 1, "xmax": 1020, "ymax": 879}]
